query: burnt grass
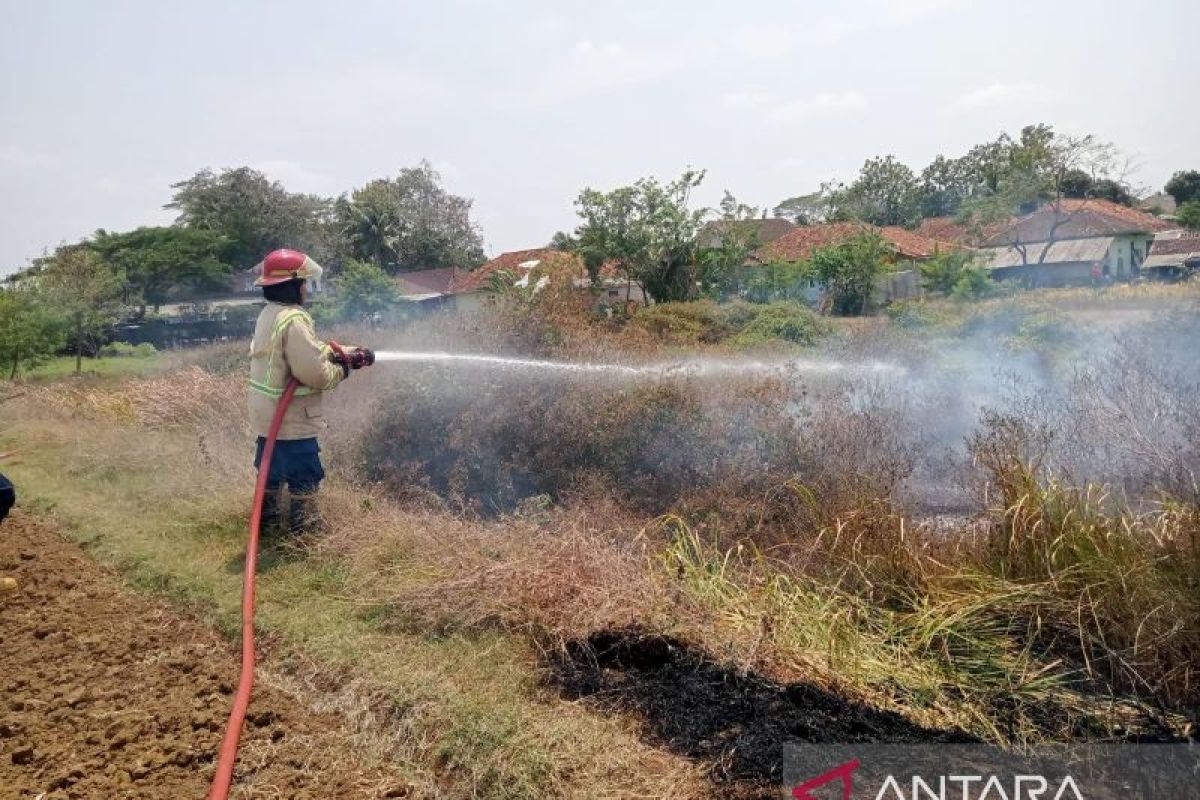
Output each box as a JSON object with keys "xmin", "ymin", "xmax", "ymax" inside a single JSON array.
[{"xmin": 545, "ymin": 627, "xmax": 974, "ymax": 796}]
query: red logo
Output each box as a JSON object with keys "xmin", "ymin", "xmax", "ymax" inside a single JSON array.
[{"xmin": 792, "ymin": 758, "xmax": 861, "ymax": 800}]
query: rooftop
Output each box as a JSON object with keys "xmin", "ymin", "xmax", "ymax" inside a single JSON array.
[
  {"xmin": 754, "ymin": 222, "xmax": 956, "ymax": 263},
  {"xmin": 981, "ymin": 237, "xmax": 1113, "ymax": 270},
  {"xmin": 983, "ymin": 198, "xmax": 1172, "ymax": 246},
  {"xmin": 697, "ymin": 218, "xmax": 796, "ymax": 248},
  {"xmin": 395, "ymin": 267, "xmax": 461, "ymax": 297}
]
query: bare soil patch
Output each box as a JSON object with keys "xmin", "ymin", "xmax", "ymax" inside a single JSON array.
[{"xmin": 0, "ymin": 512, "xmax": 410, "ymax": 799}]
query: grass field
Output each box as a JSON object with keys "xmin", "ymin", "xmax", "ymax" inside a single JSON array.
[
  {"xmin": 13, "ymin": 353, "xmax": 168, "ymax": 381},
  {"xmin": 3, "ymin": 287, "xmax": 1198, "ymax": 797}
]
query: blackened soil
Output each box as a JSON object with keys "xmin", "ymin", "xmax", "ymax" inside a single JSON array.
[{"xmin": 546, "ymin": 628, "xmax": 974, "ymax": 797}]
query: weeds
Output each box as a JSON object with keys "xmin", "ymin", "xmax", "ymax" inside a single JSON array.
[{"xmin": 6, "ymin": 287, "xmax": 1199, "ymax": 797}]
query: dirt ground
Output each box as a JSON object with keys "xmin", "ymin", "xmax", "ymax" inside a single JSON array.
[{"xmin": 0, "ymin": 512, "xmax": 411, "ymax": 799}]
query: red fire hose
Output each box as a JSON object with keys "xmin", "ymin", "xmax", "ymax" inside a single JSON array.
[{"xmin": 207, "ymin": 377, "xmax": 300, "ymax": 800}]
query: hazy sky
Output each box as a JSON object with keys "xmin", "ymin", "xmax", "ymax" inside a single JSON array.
[{"xmin": 2, "ymin": 0, "xmax": 1196, "ymax": 275}]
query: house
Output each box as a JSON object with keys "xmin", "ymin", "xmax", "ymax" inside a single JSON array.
[
  {"xmin": 750, "ymin": 222, "xmax": 956, "ymax": 304},
  {"xmin": 697, "ymin": 218, "xmax": 796, "ymax": 249},
  {"xmin": 978, "ymin": 199, "xmax": 1172, "ymax": 286},
  {"xmin": 450, "ymin": 248, "xmax": 647, "ymax": 311},
  {"xmin": 394, "ymin": 266, "xmax": 463, "ymax": 309},
  {"xmin": 915, "ymin": 216, "xmax": 1013, "ymax": 247},
  {"xmin": 1141, "ymin": 230, "xmax": 1200, "ymax": 280},
  {"xmin": 753, "ymin": 222, "xmax": 955, "ymax": 264}
]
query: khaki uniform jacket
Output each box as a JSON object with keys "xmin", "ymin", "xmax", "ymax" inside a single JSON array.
[{"xmin": 248, "ymin": 302, "xmax": 346, "ymax": 440}]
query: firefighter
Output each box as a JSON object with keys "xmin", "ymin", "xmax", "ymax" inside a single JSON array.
[{"xmin": 248, "ymin": 249, "xmax": 371, "ymax": 536}]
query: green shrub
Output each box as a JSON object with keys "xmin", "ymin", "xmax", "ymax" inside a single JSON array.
[
  {"xmin": 632, "ymin": 300, "xmax": 829, "ymax": 348},
  {"xmin": 885, "ymin": 300, "xmax": 959, "ymax": 330},
  {"xmin": 631, "ymin": 300, "xmax": 732, "ymax": 344},
  {"xmin": 950, "ymin": 266, "xmax": 1001, "ymax": 300},
  {"xmin": 730, "ymin": 302, "xmax": 829, "ymax": 347},
  {"xmin": 99, "ymin": 341, "xmax": 158, "ymax": 358}
]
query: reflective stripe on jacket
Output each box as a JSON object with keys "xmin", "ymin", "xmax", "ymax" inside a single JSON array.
[{"xmin": 247, "ymin": 302, "xmax": 345, "ymax": 440}]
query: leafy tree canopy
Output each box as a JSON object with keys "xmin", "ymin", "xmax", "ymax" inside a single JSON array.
[
  {"xmin": 1165, "ymin": 170, "xmax": 1200, "ymax": 205},
  {"xmin": 826, "ymin": 156, "xmax": 921, "ymax": 227},
  {"xmin": 809, "ymin": 232, "xmax": 890, "ymax": 315},
  {"xmin": 36, "ymin": 246, "xmax": 126, "ymax": 373},
  {"xmin": 336, "ymin": 161, "xmax": 485, "ymax": 273},
  {"xmin": 166, "ymin": 167, "xmax": 335, "ymax": 268},
  {"xmin": 573, "ymin": 169, "xmax": 707, "ymax": 303},
  {"xmin": 89, "ymin": 226, "xmax": 234, "ymax": 314},
  {"xmin": 772, "ymin": 192, "xmax": 830, "ymax": 225},
  {"xmin": 0, "ymin": 285, "xmax": 65, "ymax": 378},
  {"xmin": 1177, "ymin": 201, "xmax": 1200, "ymax": 231}
]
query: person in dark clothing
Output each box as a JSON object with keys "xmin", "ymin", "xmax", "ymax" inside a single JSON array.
[{"xmin": 0, "ymin": 473, "xmax": 14, "ymax": 524}]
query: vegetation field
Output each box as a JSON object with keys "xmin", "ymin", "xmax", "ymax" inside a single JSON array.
[{"xmin": 4, "ymin": 285, "xmax": 1198, "ymax": 798}]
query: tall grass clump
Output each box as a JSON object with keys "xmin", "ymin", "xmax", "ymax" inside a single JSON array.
[{"xmin": 969, "ymin": 408, "xmax": 1200, "ymax": 708}]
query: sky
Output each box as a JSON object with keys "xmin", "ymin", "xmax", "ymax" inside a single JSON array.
[{"xmin": 1, "ymin": 0, "xmax": 1196, "ymax": 276}]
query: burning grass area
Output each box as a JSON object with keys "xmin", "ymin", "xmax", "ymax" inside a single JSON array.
[{"xmin": 3, "ymin": 291, "xmax": 1199, "ymax": 796}]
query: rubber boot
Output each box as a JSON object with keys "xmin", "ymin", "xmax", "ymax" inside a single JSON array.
[
  {"xmin": 288, "ymin": 494, "xmax": 324, "ymax": 537},
  {"xmin": 260, "ymin": 488, "xmax": 284, "ymax": 539}
]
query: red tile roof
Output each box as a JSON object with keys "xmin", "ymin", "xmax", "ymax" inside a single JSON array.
[
  {"xmin": 915, "ymin": 216, "xmax": 1012, "ymax": 246},
  {"xmin": 753, "ymin": 222, "xmax": 956, "ymax": 263},
  {"xmin": 1149, "ymin": 229, "xmax": 1200, "ymax": 257},
  {"xmin": 395, "ymin": 267, "xmax": 460, "ymax": 296},
  {"xmin": 984, "ymin": 198, "xmax": 1172, "ymax": 245},
  {"xmin": 450, "ymin": 249, "xmax": 620, "ymax": 294},
  {"xmin": 451, "ymin": 249, "xmax": 560, "ymax": 294}
]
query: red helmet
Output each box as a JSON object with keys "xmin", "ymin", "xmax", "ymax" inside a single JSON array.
[{"xmin": 254, "ymin": 249, "xmax": 324, "ymax": 286}]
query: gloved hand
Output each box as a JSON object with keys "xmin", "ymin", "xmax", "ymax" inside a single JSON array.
[
  {"xmin": 345, "ymin": 347, "xmax": 375, "ymax": 370},
  {"xmin": 328, "ymin": 342, "xmax": 374, "ymax": 377}
]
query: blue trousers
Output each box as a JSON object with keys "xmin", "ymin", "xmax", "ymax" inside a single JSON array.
[{"xmin": 253, "ymin": 437, "xmax": 325, "ymax": 493}]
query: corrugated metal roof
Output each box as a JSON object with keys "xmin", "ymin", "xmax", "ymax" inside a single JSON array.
[
  {"xmin": 982, "ymin": 237, "xmax": 1113, "ymax": 270},
  {"xmin": 1143, "ymin": 253, "xmax": 1200, "ymax": 270}
]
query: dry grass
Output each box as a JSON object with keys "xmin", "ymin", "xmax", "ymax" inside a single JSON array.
[{"xmin": 5, "ymin": 287, "xmax": 1198, "ymax": 796}]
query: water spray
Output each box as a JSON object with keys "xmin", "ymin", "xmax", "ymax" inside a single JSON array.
[{"xmin": 372, "ymin": 350, "xmax": 905, "ymax": 378}]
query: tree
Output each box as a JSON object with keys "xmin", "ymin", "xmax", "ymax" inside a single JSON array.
[
  {"xmin": 547, "ymin": 230, "xmax": 578, "ymax": 251},
  {"xmin": 1059, "ymin": 168, "xmax": 1095, "ymax": 199},
  {"xmin": 1178, "ymin": 201, "xmax": 1200, "ymax": 231},
  {"xmin": 0, "ymin": 286, "xmax": 63, "ymax": 378},
  {"xmin": 336, "ymin": 161, "xmax": 485, "ymax": 272},
  {"xmin": 917, "ymin": 250, "xmax": 976, "ymax": 295},
  {"xmin": 772, "ymin": 192, "xmax": 830, "ymax": 225},
  {"xmin": 827, "ymin": 156, "xmax": 921, "ymax": 227},
  {"xmin": 951, "ymin": 265, "xmax": 999, "ymax": 300},
  {"xmin": 166, "ymin": 167, "xmax": 335, "ymax": 268},
  {"xmin": 1165, "ymin": 171, "xmax": 1200, "ymax": 205},
  {"xmin": 38, "ymin": 247, "xmax": 126, "ymax": 374},
  {"xmin": 697, "ymin": 192, "xmax": 762, "ymax": 299},
  {"xmin": 573, "ymin": 169, "xmax": 707, "ymax": 303},
  {"xmin": 919, "ymin": 155, "xmax": 983, "ymax": 218},
  {"xmin": 334, "ymin": 259, "xmax": 400, "ymax": 319},
  {"xmin": 89, "ymin": 226, "xmax": 233, "ymax": 315},
  {"xmin": 809, "ymin": 232, "xmax": 890, "ymax": 315}
]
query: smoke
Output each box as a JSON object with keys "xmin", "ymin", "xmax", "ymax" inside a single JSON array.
[{"xmin": 332, "ymin": 295, "xmax": 1200, "ymax": 520}]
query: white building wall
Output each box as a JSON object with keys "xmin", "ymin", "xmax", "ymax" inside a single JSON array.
[{"xmin": 1103, "ymin": 234, "xmax": 1155, "ymax": 278}]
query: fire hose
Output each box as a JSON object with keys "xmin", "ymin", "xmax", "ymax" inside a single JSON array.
[{"xmin": 207, "ymin": 342, "xmax": 372, "ymax": 800}]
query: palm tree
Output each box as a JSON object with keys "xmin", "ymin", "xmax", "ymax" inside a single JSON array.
[{"xmin": 340, "ymin": 198, "xmax": 400, "ymax": 270}]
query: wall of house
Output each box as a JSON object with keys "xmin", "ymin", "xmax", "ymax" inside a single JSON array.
[
  {"xmin": 992, "ymin": 262, "xmax": 1094, "ymax": 287},
  {"xmin": 593, "ymin": 281, "xmax": 648, "ymax": 306},
  {"xmin": 1102, "ymin": 234, "xmax": 1154, "ymax": 278}
]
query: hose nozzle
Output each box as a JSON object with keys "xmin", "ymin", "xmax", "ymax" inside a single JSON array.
[{"xmin": 328, "ymin": 341, "xmax": 375, "ymax": 370}]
